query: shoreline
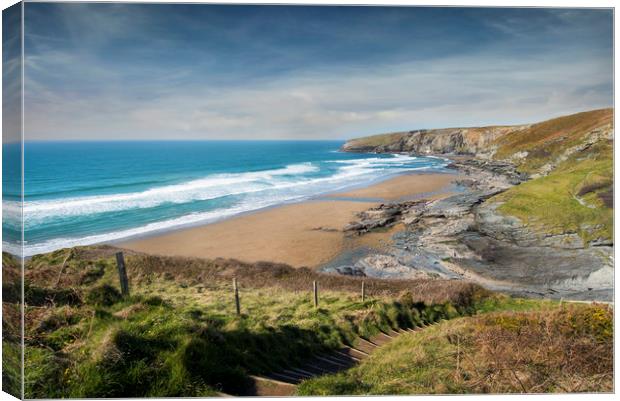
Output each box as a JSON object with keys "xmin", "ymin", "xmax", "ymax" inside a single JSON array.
[{"xmin": 119, "ymin": 172, "xmax": 459, "ymax": 268}]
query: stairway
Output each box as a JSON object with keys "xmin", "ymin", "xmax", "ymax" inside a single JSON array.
[{"xmin": 236, "ymin": 321, "xmax": 439, "ymax": 396}]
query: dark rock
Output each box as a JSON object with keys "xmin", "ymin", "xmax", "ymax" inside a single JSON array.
[{"xmin": 324, "ymin": 157, "xmax": 612, "ymax": 301}]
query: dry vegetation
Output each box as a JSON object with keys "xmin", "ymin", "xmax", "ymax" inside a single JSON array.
[
  {"xmin": 299, "ymin": 303, "xmax": 613, "ymax": 395},
  {"xmin": 25, "ymin": 245, "xmax": 487, "ymax": 307},
  {"xmin": 493, "ymin": 108, "xmax": 613, "ymax": 173}
]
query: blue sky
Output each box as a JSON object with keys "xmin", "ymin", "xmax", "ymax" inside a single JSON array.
[{"xmin": 22, "ymin": 4, "xmax": 613, "ymax": 140}]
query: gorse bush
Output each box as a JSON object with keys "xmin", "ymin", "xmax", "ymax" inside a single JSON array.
[
  {"xmin": 298, "ymin": 303, "xmax": 613, "ymax": 395},
  {"xmin": 464, "ymin": 305, "xmax": 612, "ymax": 393}
]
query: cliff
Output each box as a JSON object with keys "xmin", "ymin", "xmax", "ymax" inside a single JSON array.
[
  {"xmin": 336, "ymin": 108, "xmax": 614, "ymax": 300},
  {"xmin": 341, "ymin": 109, "xmax": 613, "ymax": 168},
  {"xmin": 341, "ymin": 125, "xmax": 528, "ymax": 156}
]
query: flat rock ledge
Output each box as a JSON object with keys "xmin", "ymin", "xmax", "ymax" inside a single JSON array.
[{"xmin": 321, "ymin": 159, "xmax": 613, "ymax": 302}]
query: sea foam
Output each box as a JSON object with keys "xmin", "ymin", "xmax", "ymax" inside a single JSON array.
[{"xmin": 13, "ymin": 153, "xmax": 448, "ymax": 256}]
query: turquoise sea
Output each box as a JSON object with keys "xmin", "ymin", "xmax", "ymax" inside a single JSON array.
[{"xmin": 3, "ymin": 141, "xmax": 448, "ymax": 256}]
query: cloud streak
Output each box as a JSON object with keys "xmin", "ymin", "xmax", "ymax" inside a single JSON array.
[{"xmin": 22, "ymin": 4, "xmax": 613, "ymax": 140}]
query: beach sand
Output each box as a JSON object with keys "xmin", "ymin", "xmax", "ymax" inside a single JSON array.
[
  {"xmin": 328, "ymin": 172, "xmax": 456, "ymax": 200},
  {"xmin": 120, "ymin": 173, "xmax": 457, "ymax": 267}
]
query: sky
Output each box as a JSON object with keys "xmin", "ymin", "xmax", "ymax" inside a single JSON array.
[{"xmin": 19, "ymin": 3, "xmax": 614, "ymax": 140}]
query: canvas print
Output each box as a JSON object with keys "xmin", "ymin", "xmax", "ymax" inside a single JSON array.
[{"xmin": 1, "ymin": 2, "xmax": 614, "ymax": 398}]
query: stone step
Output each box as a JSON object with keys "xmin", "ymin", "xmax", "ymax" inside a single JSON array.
[
  {"xmin": 244, "ymin": 375, "xmax": 297, "ymax": 397},
  {"xmin": 319, "ymin": 353, "xmax": 356, "ymax": 368},
  {"xmin": 288, "ymin": 366, "xmax": 317, "ymax": 378},
  {"xmin": 314, "ymin": 354, "xmax": 350, "ymax": 369},
  {"xmin": 282, "ymin": 369, "xmax": 312, "ymax": 381},
  {"xmin": 354, "ymin": 338, "xmax": 378, "ymax": 354},
  {"xmin": 333, "ymin": 347, "xmax": 363, "ymax": 361},
  {"xmin": 305, "ymin": 357, "xmax": 345, "ymax": 374},
  {"xmin": 266, "ymin": 371, "xmax": 302, "ymax": 385},
  {"xmin": 369, "ymin": 332, "xmax": 393, "ymax": 346},
  {"xmin": 298, "ymin": 363, "xmax": 332, "ymax": 376},
  {"xmin": 387, "ymin": 329, "xmax": 400, "ymax": 337}
]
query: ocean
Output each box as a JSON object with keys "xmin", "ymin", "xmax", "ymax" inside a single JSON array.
[{"xmin": 3, "ymin": 141, "xmax": 448, "ymax": 256}]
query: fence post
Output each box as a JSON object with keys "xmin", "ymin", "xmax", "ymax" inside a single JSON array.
[
  {"xmin": 313, "ymin": 280, "xmax": 318, "ymax": 308},
  {"xmin": 361, "ymin": 281, "xmax": 366, "ymax": 302},
  {"xmin": 115, "ymin": 252, "xmax": 130, "ymax": 297},
  {"xmin": 233, "ymin": 278, "xmax": 241, "ymax": 315}
]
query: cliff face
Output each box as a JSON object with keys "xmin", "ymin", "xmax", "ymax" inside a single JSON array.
[
  {"xmin": 342, "ymin": 108, "xmax": 613, "ymax": 163},
  {"xmin": 341, "ymin": 125, "xmax": 528, "ymax": 156}
]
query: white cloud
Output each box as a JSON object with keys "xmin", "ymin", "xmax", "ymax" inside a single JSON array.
[{"xmin": 24, "ymin": 49, "xmax": 612, "ymax": 140}]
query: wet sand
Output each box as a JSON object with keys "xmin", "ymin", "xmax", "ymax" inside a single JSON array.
[{"xmin": 120, "ymin": 173, "xmax": 457, "ymax": 267}]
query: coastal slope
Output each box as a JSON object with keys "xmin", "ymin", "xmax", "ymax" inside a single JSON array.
[
  {"xmin": 339, "ymin": 109, "xmax": 613, "ymax": 300},
  {"xmin": 342, "ymin": 109, "xmax": 611, "ymax": 163},
  {"xmin": 341, "ymin": 125, "xmax": 529, "ymax": 156}
]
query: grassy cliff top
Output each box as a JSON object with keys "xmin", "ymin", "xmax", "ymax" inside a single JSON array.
[
  {"xmin": 342, "ymin": 131, "xmax": 410, "ymax": 150},
  {"xmin": 490, "ymin": 109, "xmax": 613, "ymax": 243},
  {"xmin": 494, "ymin": 139, "xmax": 613, "ymax": 243},
  {"xmin": 493, "ymin": 108, "xmax": 613, "ymax": 173},
  {"xmin": 341, "ymin": 124, "xmax": 517, "ymax": 152}
]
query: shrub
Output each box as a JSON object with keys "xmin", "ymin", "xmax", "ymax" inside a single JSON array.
[
  {"xmin": 86, "ymin": 284, "xmax": 122, "ymax": 306},
  {"xmin": 25, "ymin": 285, "xmax": 82, "ymax": 306}
]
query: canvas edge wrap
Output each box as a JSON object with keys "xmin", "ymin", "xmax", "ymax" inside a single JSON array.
[{"xmin": 2, "ymin": 1, "xmax": 24, "ymax": 399}]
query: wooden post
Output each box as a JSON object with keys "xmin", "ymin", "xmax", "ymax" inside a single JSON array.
[
  {"xmin": 115, "ymin": 252, "xmax": 130, "ymax": 297},
  {"xmin": 313, "ymin": 280, "xmax": 318, "ymax": 308},
  {"xmin": 559, "ymin": 297, "xmax": 564, "ymax": 309},
  {"xmin": 361, "ymin": 281, "xmax": 366, "ymax": 302},
  {"xmin": 233, "ymin": 278, "xmax": 241, "ymax": 315}
]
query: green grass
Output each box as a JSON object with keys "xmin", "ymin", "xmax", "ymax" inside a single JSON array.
[
  {"xmin": 493, "ymin": 140, "xmax": 613, "ymax": 243},
  {"xmin": 343, "ymin": 132, "xmax": 409, "ymax": 149},
  {"xmin": 17, "ymin": 243, "xmax": 611, "ymax": 397},
  {"xmin": 2, "ymin": 339, "xmax": 22, "ymax": 398},
  {"xmin": 24, "ymin": 288, "xmax": 461, "ymax": 397},
  {"xmin": 298, "ymin": 302, "xmax": 613, "ymax": 395},
  {"xmin": 21, "ymin": 250, "xmax": 480, "ymax": 398}
]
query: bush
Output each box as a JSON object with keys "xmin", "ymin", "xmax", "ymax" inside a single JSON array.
[
  {"xmin": 25, "ymin": 285, "xmax": 82, "ymax": 306},
  {"xmin": 86, "ymin": 284, "xmax": 122, "ymax": 306}
]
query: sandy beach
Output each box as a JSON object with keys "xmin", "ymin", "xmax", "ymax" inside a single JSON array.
[
  {"xmin": 120, "ymin": 172, "xmax": 457, "ymax": 267},
  {"xmin": 328, "ymin": 172, "xmax": 456, "ymax": 200}
]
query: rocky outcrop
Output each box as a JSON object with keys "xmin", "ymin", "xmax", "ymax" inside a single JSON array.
[
  {"xmin": 322, "ymin": 160, "xmax": 613, "ymax": 301},
  {"xmin": 341, "ymin": 125, "xmax": 528, "ymax": 156},
  {"xmin": 530, "ymin": 123, "xmax": 613, "ymax": 179},
  {"xmin": 333, "ymin": 109, "xmax": 614, "ymax": 301},
  {"xmin": 343, "ymin": 201, "xmax": 426, "ymax": 234}
]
